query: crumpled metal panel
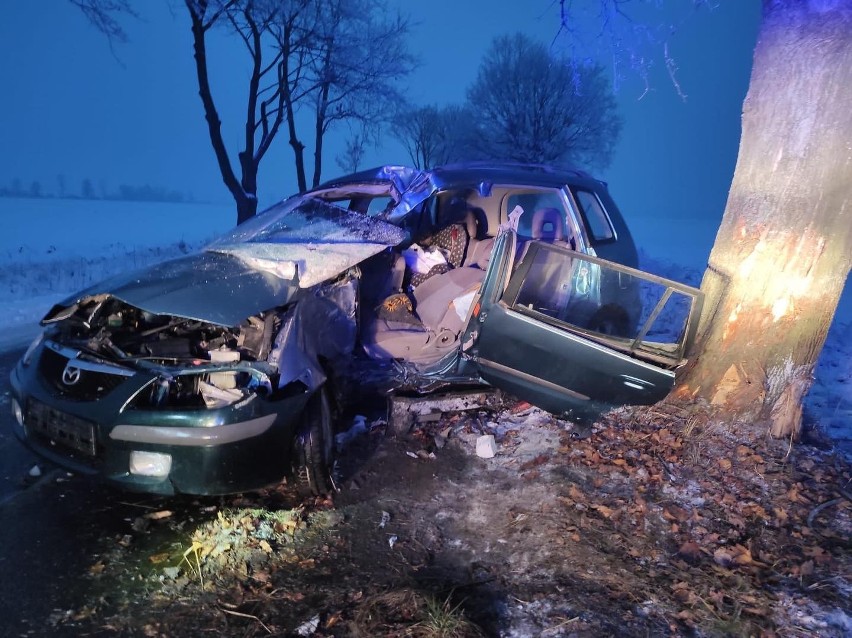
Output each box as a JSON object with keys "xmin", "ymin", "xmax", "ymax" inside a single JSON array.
[
  {"xmin": 43, "ymin": 251, "xmax": 299, "ymax": 327},
  {"xmin": 268, "ymin": 274, "xmax": 360, "ymax": 391},
  {"xmin": 208, "ymin": 197, "xmax": 407, "ymax": 288}
]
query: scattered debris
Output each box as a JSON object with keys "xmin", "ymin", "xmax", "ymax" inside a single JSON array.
[
  {"xmin": 475, "ymin": 434, "xmax": 498, "ymax": 458},
  {"xmin": 335, "ymin": 414, "xmax": 368, "ymax": 451},
  {"xmin": 145, "ymin": 510, "xmax": 173, "ymax": 521},
  {"xmin": 387, "ymin": 390, "xmax": 502, "ymax": 435},
  {"xmin": 57, "ymin": 397, "xmax": 851, "ymax": 637},
  {"xmin": 295, "ymin": 614, "xmax": 320, "ymax": 636},
  {"xmin": 433, "ymin": 426, "xmax": 452, "ymax": 449}
]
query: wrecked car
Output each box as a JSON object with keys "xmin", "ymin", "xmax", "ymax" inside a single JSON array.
[{"xmin": 9, "ymin": 163, "xmax": 703, "ymax": 496}]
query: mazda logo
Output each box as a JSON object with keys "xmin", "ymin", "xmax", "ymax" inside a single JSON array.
[{"xmin": 62, "ymin": 364, "xmax": 82, "ymax": 386}]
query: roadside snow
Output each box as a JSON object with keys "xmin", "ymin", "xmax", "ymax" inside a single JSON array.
[{"xmin": 0, "ymin": 196, "xmax": 232, "ymax": 347}]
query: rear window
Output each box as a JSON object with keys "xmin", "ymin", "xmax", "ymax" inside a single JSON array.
[{"xmin": 572, "ymin": 189, "xmax": 614, "ymax": 242}]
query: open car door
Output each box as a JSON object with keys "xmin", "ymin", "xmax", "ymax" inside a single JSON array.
[{"xmin": 466, "ymin": 232, "xmax": 703, "ymax": 420}]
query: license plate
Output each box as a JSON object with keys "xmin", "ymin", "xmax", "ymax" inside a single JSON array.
[{"xmin": 26, "ymin": 400, "xmax": 98, "ymax": 457}]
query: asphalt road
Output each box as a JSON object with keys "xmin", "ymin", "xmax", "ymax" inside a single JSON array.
[
  {"xmin": 0, "ymin": 347, "xmax": 179, "ymax": 636},
  {"xmin": 0, "ymin": 347, "xmax": 102, "ymax": 634},
  {"xmin": 0, "ymin": 346, "xmax": 39, "ymax": 505}
]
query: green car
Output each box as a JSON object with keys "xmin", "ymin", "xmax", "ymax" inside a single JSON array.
[{"xmin": 9, "ymin": 164, "xmax": 703, "ymax": 496}]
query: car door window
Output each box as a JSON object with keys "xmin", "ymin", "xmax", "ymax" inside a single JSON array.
[
  {"xmin": 502, "ymin": 242, "xmax": 702, "ymax": 366},
  {"xmin": 571, "ymin": 188, "xmax": 614, "ymax": 242}
]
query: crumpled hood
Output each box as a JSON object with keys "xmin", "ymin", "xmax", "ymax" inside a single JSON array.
[{"xmin": 43, "ymin": 251, "xmax": 300, "ymax": 327}]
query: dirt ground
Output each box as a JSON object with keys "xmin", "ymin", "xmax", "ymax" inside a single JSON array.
[{"xmin": 50, "ymin": 396, "xmax": 851, "ymax": 637}]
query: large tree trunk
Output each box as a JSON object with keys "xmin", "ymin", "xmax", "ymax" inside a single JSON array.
[
  {"xmin": 234, "ymin": 189, "xmax": 258, "ymax": 225},
  {"xmin": 678, "ymin": 0, "xmax": 852, "ymax": 439}
]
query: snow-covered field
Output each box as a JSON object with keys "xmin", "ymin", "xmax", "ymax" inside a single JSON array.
[
  {"xmin": 1, "ymin": 196, "xmax": 849, "ymax": 453},
  {"xmin": 0, "ymin": 197, "xmax": 235, "ymax": 348}
]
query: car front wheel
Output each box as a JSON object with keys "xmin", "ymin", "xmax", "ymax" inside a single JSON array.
[{"xmin": 292, "ymin": 386, "xmax": 335, "ymax": 496}]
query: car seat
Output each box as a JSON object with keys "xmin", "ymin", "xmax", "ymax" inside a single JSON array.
[
  {"xmin": 531, "ymin": 207, "xmax": 575, "ymax": 249},
  {"xmin": 362, "ymin": 207, "xmax": 492, "ymax": 365}
]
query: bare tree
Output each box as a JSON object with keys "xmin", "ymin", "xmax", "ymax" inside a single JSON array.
[
  {"xmin": 466, "ymin": 33, "xmax": 621, "ymax": 169},
  {"xmin": 334, "ymin": 132, "xmax": 367, "ymax": 174},
  {"xmin": 391, "ymin": 106, "xmax": 443, "ymax": 170},
  {"xmin": 391, "ymin": 105, "xmax": 477, "ymax": 169},
  {"xmin": 76, "ymin": 0, "xmax": 413, "ymax": 220},
  {"xmin": 305, "ymin": 0, "xmax": 414, "ymax": 188},
  {"xmin": 185, "ymin": 0, "xmax": 320, "ymax": 224}
]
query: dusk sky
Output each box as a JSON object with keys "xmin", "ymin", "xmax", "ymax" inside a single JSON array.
[{"xmin": 0, "ymin": 1, "xmax": 760, "ymax": 225}]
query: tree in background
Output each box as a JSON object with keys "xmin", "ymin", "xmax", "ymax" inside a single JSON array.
[
  {"xmin": 76, "ymin": 0, "xmax": 412, "ymax": 223},
  {"xmin": 303, "ymin": 0, "xmax": 413, "ymax": 188},
  {"xmin": 69, "ymin": 0, "xmax": 135, "ymax": 44},
  {"xmin": 185, "ymin": 0, "xmax": 309, "ymax": 224},
  {"xmin": 390, "ymin": 105, "xmax": 477, "ymax": 169},
  {"xmin": 186, "ymin": 0, "xmax": 412, "ymax": 216},
  {"xmin": 676, "ymin": 1, "xmax": 852, "ymax": 439},
  {"xmin": 466, "ymin": 33, "xmax": 621, "ymax": 169},
  {"xmin": 81, "ymin": 178, "xmax": 96, "ymax": 199},
  {"xmin": 335, "ymin": 132, "xmax": 366, "ymax": 175}
]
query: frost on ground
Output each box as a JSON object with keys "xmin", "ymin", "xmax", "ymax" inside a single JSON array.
[{"xmin": 46, "ymin": 397, "xmax": 852, "ymax": 637}]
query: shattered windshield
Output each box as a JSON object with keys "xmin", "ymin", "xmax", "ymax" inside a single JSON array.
[
  {"xmin": 208, "ymin": 197, "xmax": 407, "ymax": 246},
  {"xmin": 207, "ymin": 197, "xmax": 407, "ymax": 288}
]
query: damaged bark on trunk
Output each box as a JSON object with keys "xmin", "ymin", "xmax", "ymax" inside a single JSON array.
[{"xmin": 678, "ymin": 0, "xmax": 852, "ymax": 439}]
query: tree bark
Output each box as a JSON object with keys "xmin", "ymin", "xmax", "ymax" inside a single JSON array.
[
  {"xmin": 187, "ymin": 1, "xmax": 255, "ymax": 224},
  {"xmin": 279, "ymin": 20, "xmax": 307, "ymax": 193},
  {"xmin": 678, "ymin": 0, "xmax": 852, "ymax": 439},
  {"xmin": 312, "ymin": 81, "xmax": 330, "ymax": 188}
]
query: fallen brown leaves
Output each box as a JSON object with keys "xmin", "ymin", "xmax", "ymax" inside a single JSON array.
[
  {"xmin": 550, "ymin": 400, "xmax": 852, "ymax": 636},
  {"xmin": 66, "ymin": 398, "xmax": 850, "ymax": 637}
]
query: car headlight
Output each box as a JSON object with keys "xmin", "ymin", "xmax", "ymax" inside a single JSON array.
[
  {"xmin": 129, "ymin": 451, "xmax": 172, "ymax": 477},
  {"xmin": 11, "ymin": 398, "xmax": 24, "ymax": 427},
  {"xmin": 22, "ymin": 332, "xmax": 45, "ymax": 366}
]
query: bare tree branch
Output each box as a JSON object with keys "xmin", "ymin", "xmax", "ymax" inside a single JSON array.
[{"xmin": 69, "ymin": 0, "xmax": 136, "ymax": 44}]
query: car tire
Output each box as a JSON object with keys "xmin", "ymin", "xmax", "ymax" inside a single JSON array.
[{"xmin": 292, "ymin": 386, "xmax": 335, "ymax": 496}]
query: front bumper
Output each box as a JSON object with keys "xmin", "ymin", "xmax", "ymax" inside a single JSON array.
[{"xmin": 9, "ymin": 356, "xmax": 309, "ymax": 495}]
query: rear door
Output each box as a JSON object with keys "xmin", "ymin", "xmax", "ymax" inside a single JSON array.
[{"xmin": 466, "ymin": 232, "xmax": 703, "ymax": 419}]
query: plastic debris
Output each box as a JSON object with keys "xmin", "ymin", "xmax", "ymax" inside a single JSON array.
[
  {"xmin": 295, "ymin": 614, "xmax": 320, "ymax": 636},
  {"xmin": 388, "ymin": 534, "xmax": 398, "ymax": 549},
  {"xmin": 434, "ymin": 426, "xmax": 452, "ymax": 449},
  {"xmin": 476, "ymin": 434, "xmax": 498, "ymax": 458},
  {"xmin": 334, "ymin": 414, "xmax": 368, "ymax": 451},
  {"xmin": 28, "ymin": 464, "xmax": 42, "ymax": 478},
  {"xmin": 145, "ymin": 510, "xmax": 174, "ymax": 521},
  {"xmin": 379, "ymin": 511, "xmax": 390, "ymax": 528}
]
